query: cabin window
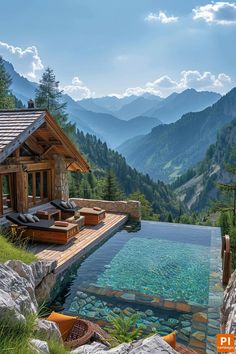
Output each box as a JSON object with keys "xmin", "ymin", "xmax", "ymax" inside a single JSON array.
[
  {"xmin": 0, "ymin": 174, "xmax": 15, "ymax": 216},
  {"xmin": 28, "ymin": 170, "xmax": 51, "ymax": 206}
]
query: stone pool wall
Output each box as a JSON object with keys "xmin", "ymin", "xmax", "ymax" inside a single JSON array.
[{"xmin": 70, "ymin": 198, "xmax": 141, "ymax": 221}]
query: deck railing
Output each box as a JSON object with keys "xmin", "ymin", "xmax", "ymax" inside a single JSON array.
[{"xmin": 222, "ymin": 234, "xmax": 231, "ymax": 285}]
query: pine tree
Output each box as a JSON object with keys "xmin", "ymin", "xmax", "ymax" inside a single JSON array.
[
  {"xmin": 217, "ymin": 162, "xmax": 236, "ymax": 226},
  {"xmin": 0, "ymin": 56, "xmax": 14, "ymax": 109},
  {"xmin": 102, "ymin": 170, "xmax": 124, "ymax": 201},
  {"xmin": 35, "ymin": 67, "xmax": 68, "ymax": 126}
]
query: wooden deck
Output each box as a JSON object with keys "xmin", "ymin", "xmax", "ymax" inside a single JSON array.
[{"xmin": 29, "ymin": 213, "xmax": 128, "ymax": 274}]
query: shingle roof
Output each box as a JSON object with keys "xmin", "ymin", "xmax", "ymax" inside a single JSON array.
[
  {"xmin": 0, "ymin": 110, "xmax": 45, "ymax": 163},
  {"xmin": 0, "ymin": 109, "xmax": 90, "ymax": 172}
]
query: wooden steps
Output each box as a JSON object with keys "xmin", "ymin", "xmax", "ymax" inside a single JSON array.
[{"xmin": 30, "ymin": 213, "xmax": 128, "ymax": 274}]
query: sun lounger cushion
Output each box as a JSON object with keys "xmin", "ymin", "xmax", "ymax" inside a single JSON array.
[
  {"xmin": 51, "ymin": 200, "xmax": 80, "ymax": 212},
  {"xmin": 47, "ymin": 312, "xmax": 77, "ymax": 340},
  {"xmin": 61, "ymin": 201, "xmax": 69, "ymax": 209},
  {"xmin": 6, "ymin": 213, "xmax": 74, "ymax": 232},
  {"xmin": 67, "ymin": 201, "xmax": 74, "ymax": 209},
  {"xmin": 54, "ymin": 221, "xmax": 69, "ymax": 227},
  {"xmin": 25, "ymin": 214, "xmax": 36, "ymax": 223},
  {"xmin": 93, "ymin": 207, "xmax": 102, "ymax": 211},
  {"xmin": 18, "ymin": 213, "xmax": 28, "ymax": 223},
  {"xmin": 162, "ymin": 332, "xmax": 176, "ymax": 349},
  {"xmin": 70, "ymin": 200, "xmax": 77, "ymax": 208}
]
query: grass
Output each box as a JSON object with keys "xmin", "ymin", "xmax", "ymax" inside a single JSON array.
[
  {"xmin": 0, "ymin": 235, "xmax": 36, "ymax": 264},
  {"xmin": 0, "ymin": 313, "xmax": 69, "ymax": 354}
]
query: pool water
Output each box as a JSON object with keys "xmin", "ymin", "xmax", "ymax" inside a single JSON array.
[{"xmin": 51, "ymin": 221, "xmax": 223, "ymax": 353}]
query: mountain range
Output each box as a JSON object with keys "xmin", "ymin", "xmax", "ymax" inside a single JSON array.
[
  {"xmin": 4, "ymin": 59, "xmax": 221, "ymax": 149},
  {"xmin": 118, "ymin": 88, "xmax": 236, "ymax": 182}
]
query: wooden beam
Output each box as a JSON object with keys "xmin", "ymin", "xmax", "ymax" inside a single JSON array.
[
  {"xmin": 25, "ymin": 136, "xmax": 44, "ymax": 154},
  {"xmin": 0, "ymin": 165, "xmax": 20, "ymax": 174},
  {"xmin": 26, "ymin": 161, "xmax": 54, "ymax": 172},
  {"xmin": 41, "ymin": 145, "xmax": 55, "ymax": 159}
]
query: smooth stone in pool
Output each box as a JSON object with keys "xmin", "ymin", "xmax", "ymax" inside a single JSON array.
[
  {"xmin": 126, "ymin": 307, "xmax": 136, "ymax": 314},
  {"xmin": 180, "ymin": 327, "xmax": 191, "ymax": 337},
  {"xmin": 113, "ymin": 307, "xmax": 121, "ymax": 314},
  {"xmin": 76, "ymin": 291, "xmax": 87, "ymax": 299},
  {"xmin": 137, "ymin": 311, "xmax": 147, "ymax": 318},
  {"xmin": 84, "ymin": 304, "xmax": 93, "ymax": 310},
  {"xmin": 104, "ymin": 265, "xmax": 111, "ymax": 269},
  {"xmin": 192, "ymin": 321, "xmax": 207, "ymax": 331},
  {"xmin": 87, "ymin": 311, "xmax": 97, "ymax": 318},
  {"xmin": 158, "ymin": 325, "xmax": 173, "ymax": 333},
  {"xmin": 145, "ymin": 309, "xmax": 154, "ymax": 316},
  {"xmin": 91, "ymin": 296, "xmax": 96, "ymax": 300},
  {"xmin": 181, "ymin": 320, "xmax": 191, "ymax": 328},
  {"xmin": 120, "ymin": 293, "xmax": 135, "ymax": 301},
  {"xmin": 78, "ymin": 299, "xmax": 87, "ymax": 307}
]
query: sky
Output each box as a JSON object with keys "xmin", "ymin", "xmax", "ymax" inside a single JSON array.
[{"xmin": 0, "ymin": 0, "xmax": 236, "ymax": 99}]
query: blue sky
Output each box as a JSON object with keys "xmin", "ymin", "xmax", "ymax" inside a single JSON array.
[{"xmin": 0, "ymin": 0, "xmax": 236, "ymax": 99}]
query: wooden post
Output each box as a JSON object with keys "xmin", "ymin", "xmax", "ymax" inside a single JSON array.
[
  {"xmin": 52, "ymin": 154, "xmax": 69, "ymax": 201},
  {"xmin": 16, "ymin": 168, "xmax": 28, "ymax": 213},
  {"xmin": 222, "ymin": 235, "xmax": 232, "ymax": 286}
]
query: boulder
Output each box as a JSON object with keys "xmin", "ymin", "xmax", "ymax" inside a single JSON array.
[
  {"xmin": 221, "ymin": 269, "xmax": 236, "ymax": 333},
  {"xmin": 31, "ymin": 260, "xmax": 57, "ymax": 287},
  {"xmin": 30, "ymin": 339, "xmax": 50, "ymax": 354},
  {"xmin": 35, "ymin": 273, "xmax": 56, "ymax": 304},
  {"xmin": 0, "ymin": 264, "xmax": 37, "ymax": 321},
  {"xmin": 71, "ymin": 335, "xmax": 178, "ymax": 353},
  {"xmin": 35, "ymin": 319, "xmax": 62, "ymax": 342}
]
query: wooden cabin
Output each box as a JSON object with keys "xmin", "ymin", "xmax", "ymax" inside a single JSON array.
[{"xmin": 0, "ymin": 109, "xmax": 89, "ymax": 218}]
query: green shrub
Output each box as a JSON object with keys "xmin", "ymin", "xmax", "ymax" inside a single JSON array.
[{"xmin": 105, "ymin": 314, "xmax": 144, "ymax": 344}]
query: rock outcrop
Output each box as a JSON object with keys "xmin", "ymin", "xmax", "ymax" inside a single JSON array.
[
  {"xmin": 0, "ymin": 260, "xmax": 57, "ymax": 329},
  {"xmin": 71, "ymin": 335, "xmax": 178, "ymax": 354},
  {"xmin": 221, "ymin": 268, "xmax": 236, "ymax": 333}
]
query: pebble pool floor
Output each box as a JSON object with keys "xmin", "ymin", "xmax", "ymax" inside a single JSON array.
[{"xmin": 51, "ymin": 221, "xmax": 223, "ymax": 353}]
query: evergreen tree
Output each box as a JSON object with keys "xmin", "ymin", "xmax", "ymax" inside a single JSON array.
[
  {"xmin": 167, "ymin": 213, "xmax": 173, "ymax": 223},
  {"xmin": 128, "ymin": 191, "xmax": 153, "ymax": 220},
  {"xmin": 102, "ymin": 170, "xmax": 124, "ymax": 201},
  {"xmin": 218, "ymin": 211, "xmax": 231, "ymax": 235},
  {"xmin": 35, "ymin": 67, "xmax": 68, "ymax": 126},
  {"xmin": 0, "ymin": 56, "xmax": 14, "ymax": 109},
  {"xmin": 217, "ymin": 162, "xmax": 236, "ymax": 226}
]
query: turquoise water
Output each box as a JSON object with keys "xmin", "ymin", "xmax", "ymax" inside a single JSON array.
[
  {"xmin": 51, "ymin": 221, "xmax": 222, "ymax": 351},
  {"xmin": 96, "ymin": 236, "xmax": 209, "ymax": 304}
]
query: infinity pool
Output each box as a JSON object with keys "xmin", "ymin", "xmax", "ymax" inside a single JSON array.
[{"xmin": 51, "ymin": 221, "xmax": 223, "ymax": 353}]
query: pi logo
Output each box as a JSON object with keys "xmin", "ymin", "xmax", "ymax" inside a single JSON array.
[{"xmin": 217, "ymin": 334, "xmax": 235, "ymax": 352}]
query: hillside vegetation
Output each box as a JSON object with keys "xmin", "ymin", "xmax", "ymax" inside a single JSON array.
[{"xmin": 173, "ymin": 119, "xmax": 236, "ymax": 211}]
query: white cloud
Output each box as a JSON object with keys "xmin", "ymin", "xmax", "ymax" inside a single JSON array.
[
  {"xmin": 145, "ymin": 11, "xmax": 178, "ymax": 24},
  {"xmin": 115, "ymin": 70, "xmax": 232, "ymax": 98},
  {"xmin": 0, "ymin": 40, "xmax": 43, "ymax": 80},
  {"xmin": 63, "ymin": 76, "xmax": 94, "ymax": 100},
  {"xmin": 193, "ymin": 2, "xmax": 236, "ymax": 25}
]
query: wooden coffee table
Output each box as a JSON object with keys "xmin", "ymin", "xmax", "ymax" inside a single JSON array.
[{"xmin": 36, "ymin": 208, "xmax": 61, "ymax": 221}]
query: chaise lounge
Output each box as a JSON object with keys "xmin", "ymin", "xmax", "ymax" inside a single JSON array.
[
  {"xmin": 50, "ymin": 199, "xmax": 106, "ymax": 225},
  {"xmin": 6, "ymin": 213, "xmax": 79, "ymax": 245}
]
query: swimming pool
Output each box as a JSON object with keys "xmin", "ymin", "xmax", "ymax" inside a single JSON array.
[{"xmin": 51, "ymin": 221, "xmax": 223, "ymax": 353}]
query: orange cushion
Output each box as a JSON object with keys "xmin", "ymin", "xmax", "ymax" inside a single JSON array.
[
  {"xmin": 54, "ymin": 221, "xmax": 69, "ymax": 227},
  {"xmin": 162, "ymin": 332, "xmax": 176, "ymax": 349},
  {"xmin": 93, "ymin": 207, "xmax": 102, "ymax": 211},
  {"xmin": 47, "ymin": 311, "xmax": 77, "ymax": 340}
]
